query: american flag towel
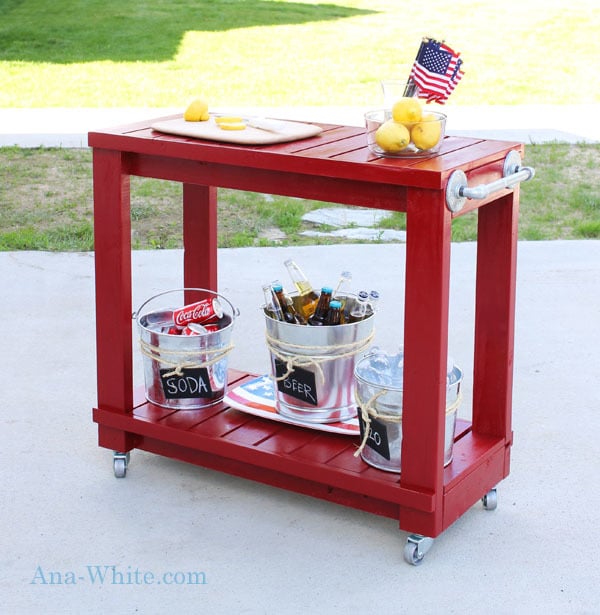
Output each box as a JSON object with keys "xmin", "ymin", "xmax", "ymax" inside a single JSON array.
[{"xmin": 224, "ymin": 374, "xmax": 360, "ymax": 435}]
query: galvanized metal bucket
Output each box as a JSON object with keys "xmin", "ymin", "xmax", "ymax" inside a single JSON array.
[
  {"xmin": 264, "ymin": 296, "xmax": 375, "ymax": 423},
  {"xmin": 136, "ymin": 288, "xmax": 238, "ymax": 410},
  {"xmin": 354, "ymin": 350, "xmax": 463, "ymax": 472}
]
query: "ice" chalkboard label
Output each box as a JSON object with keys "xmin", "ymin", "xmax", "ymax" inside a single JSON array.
[
  {"xmin": 357, "ymin": 411, "xmax": 391, "ymax": 459},
  {"xmin": 274, "ymin": 359, "xmax": 318, "ymax": 406},
  {"xmin": 160, "ymin": 367, "xmax": 213, "ymax": 399}
]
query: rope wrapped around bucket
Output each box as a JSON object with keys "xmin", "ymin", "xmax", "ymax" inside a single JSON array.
[
  {"xmin": 265, "ymin": 329, "xmax": 375, "ymax": 385},
  {"xmin": 139, "ymin": 338, "xmax": 235, "ymax": 378},
  {"xmin": 354, "ymin": 388, "xmax": 463, "ymax": 457}
]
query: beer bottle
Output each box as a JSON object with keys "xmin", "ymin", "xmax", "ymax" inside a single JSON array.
[
  {"xmin": 272, "ymin": 282, "xmax": 305, "ymax": 325},
  {"xmin": 333, "ymin": 270, "xmax": 352, "ymax": 315},
  {"xmin": 348, "ymin": 290, "xmax": 369, "ymax": 323},
  {"xmin": 284, "ymin": 259, "xmax": 319, "ymax": 319},
  {"xmin": 333, "ymin": 270, "xmax": 352, "ymax": 297},
  {"xmin": 263, "ymin": 283, "xmax": 283, "ymax": 321},
  {"xmin": 367, "ymin": 290, "xmax": 380, "ymax": 316},
  {"xmin": 307, "ymin": 286, "xmax": 333, "ymax": 326},
  {"xmin": 285, "ymin": 295, "xmax": 307, "ymax": 325},
  {"xmin": 325, "ymin": 299, "xmax": 342, "ymax": 326}
]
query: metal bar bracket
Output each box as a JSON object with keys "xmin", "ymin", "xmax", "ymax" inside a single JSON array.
[{"xmin": 445, "ymin": 150, "xmax": 535, "ymax": 212}]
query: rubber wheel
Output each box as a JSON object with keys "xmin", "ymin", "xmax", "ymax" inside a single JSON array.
[
  {"xmin": 403, "ymin": 542, "xmax": 426, "ymax": 566},
  {"xmin": 482, "ymin": 488, "xmax": 498, "ymax": 510},
  {"xmin": 113, "ymin": 458, "xmax": 127, "ymax": 478}
]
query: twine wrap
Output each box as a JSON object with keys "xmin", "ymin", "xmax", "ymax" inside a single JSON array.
[
  {"xmin": 354, "ymin": 388, "xmax": 463, "ymax": 457},
  {"xmin": 139, "ymin": 337, "xmax": 234, "ymax": 378},
  {"xmin": 265, "ymin": 328, "xmax": 375, "ymax": 385}
]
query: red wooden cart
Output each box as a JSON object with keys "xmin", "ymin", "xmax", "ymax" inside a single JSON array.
[{"xmin": 89, "ymin": 117, "xmax": 533, "ymax": 564}]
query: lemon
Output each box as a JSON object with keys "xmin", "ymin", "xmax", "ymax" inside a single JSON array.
[
  {"xmin": 392, "ymin": 97, "xmax": 422, "ymax": 126},
  {"xmin": 411, "ymin": 114, "xmax": 442, "ymax": 150},
  {"xmin": 184, "ymin": 98, "xmax": 209, "ymax": 122},
  {"xmin": 374, "ymin": 120, "xmax": 410, "ymax": 153}
]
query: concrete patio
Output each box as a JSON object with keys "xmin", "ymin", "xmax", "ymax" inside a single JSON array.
[{"xmin": 1, "ymin": 240, "xmax": 599, "ymax": 614}]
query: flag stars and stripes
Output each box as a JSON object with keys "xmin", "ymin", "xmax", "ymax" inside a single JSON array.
[
  {"xmin": 407, "ymin": 38, "xmax": 464, "ymax": 104},
  {"xmin": 421, "ymin": 47, "xmax": 452, "ymax": 74}
]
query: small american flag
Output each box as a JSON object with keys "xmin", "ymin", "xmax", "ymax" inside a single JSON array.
[{"xmin": 409, "ymin": 38, "xmax": 464, "ymax": 104}]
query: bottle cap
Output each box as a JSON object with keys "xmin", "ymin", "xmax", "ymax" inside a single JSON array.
[
  {"xmin": 330, "ymin": 300, "xmax": 342, "ymax": 309},
  {"xmin": 321, "ymin": 286, "xmax": 333, "ymax": 293}
]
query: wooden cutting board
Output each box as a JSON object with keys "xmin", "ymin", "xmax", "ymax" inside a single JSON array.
[{"xmin": 151, "ymin": 116, "xmax": 323, "ymax": 145}]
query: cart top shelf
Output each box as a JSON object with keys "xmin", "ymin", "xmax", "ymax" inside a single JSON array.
[{"xmin": 88, "ymin": 115, "xmax": 524, "ymax": 192}]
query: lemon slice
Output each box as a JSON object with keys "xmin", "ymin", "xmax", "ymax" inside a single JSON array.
[
  {"xmin": 215, "ymin": 116, "xmax": 244, "ymax": 124},
  {"xmin": 218, "ymin": 122, "xmax": 247, "ymax": 131}
]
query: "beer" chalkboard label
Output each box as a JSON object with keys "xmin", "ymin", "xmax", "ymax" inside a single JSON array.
[
  {"xmin": 160, "ymin": 367, "xmax": 213, "ymax": 399},
  {"xmin": 274, "ymin": 359, "xmax": 318, "ymax": 406},
  {"xmin": 357, "ymin": 411, "xmax": 391, "ymax": 459}
]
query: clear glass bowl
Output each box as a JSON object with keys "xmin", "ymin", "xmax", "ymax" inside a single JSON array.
[{"xmin": 365, "ymin": 108, "xmax": 447, "ymax": 158}]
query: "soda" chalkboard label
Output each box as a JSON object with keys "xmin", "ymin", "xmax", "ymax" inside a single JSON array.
[
  {"xmin": 357, "ymin": 411, "xmax": 391, "ymax": 459},
  {"xmin": 160, "ymin": 367, "xmax": 213, "ymax": 399},
  {"xmin": 274, "ymin": 359, "xmax": 318, "ymax": 406}
]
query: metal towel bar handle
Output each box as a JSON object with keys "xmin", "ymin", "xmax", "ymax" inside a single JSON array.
[{"xmin": 446, "ymin": 150, "xmax": 535, "ymax": 212}]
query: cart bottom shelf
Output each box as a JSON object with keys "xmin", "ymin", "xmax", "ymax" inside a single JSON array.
[{"xmin": 93, "ymin": 370, "xmax": 510, "ymax": 537}]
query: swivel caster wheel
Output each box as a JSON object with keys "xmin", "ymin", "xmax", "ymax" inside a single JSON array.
[
  {"xmin": 482, "ymin": 487, "xmax": 498, "ymax": 510},
  {"xmin": 113, "ymin": 451, "xmax": 130, "ymax": 478},
  {"xmin": 403, "ymin": 534, "xmax": 434, "ymax": 566}
]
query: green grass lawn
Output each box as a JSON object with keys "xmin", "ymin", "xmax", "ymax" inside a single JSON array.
[
  {"xmin": 1, "ymin": 143, "xmax": 598, "ymax": 251},
  {"xmin": 1, "ymin": 0, "xmax": 599, "ymax": 250},
  {"xmin": 1, "ymin": 0, "xmax": 599, "ymax": 108}
]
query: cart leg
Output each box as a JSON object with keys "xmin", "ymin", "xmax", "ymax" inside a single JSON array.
[
  {"xmin": 404, "ymin": 534, "xmax": 434, "ymax": 566},
  {"xmin": 113, "ymin": 451, "xmax": 130, "ymax": 479},
  {"xmin": 482, "ymin": 487, "xmax": 498, "ymax": 510}
]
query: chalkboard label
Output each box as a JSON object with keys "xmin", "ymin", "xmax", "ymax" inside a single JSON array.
[
  {"xmin": 357, "ymin": 410, "xmax": 390, "ymax": 459},
  {"xmin": 160, "ymin": 367, "xmax": 213, "ymax": 399},
  {"xmin": 274, "ymin": 359, "xmax": 318, "ymax": 406}
]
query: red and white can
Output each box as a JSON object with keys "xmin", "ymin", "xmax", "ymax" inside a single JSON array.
[
  {"xmin": 173, "ymin": 298, "xmax": 223, "ymax": 327},
  {"xmin": 161, "ymin": 325, "xmax": 183, "ymax": 335},
  {"xmin": 181, "ymin": 322, "xmax": 221, "ymax": 336}
]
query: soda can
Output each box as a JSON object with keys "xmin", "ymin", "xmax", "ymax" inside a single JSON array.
[
  {"xmin": 181, "ymin": 322, "xmax": 220, "ymax": 336},
  {"xmin": 160, "ymin": 325, "xmax": 183, "ymax": 335},
  {"xmin": 173, "ymin": 298, "xmax": 223, "ymax": 327}
]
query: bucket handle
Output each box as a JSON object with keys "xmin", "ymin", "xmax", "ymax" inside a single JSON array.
[{"xmin": 132, "ymin": 287, "xmax": 239, "ymax": 321}]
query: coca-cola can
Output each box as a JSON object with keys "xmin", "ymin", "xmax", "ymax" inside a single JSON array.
[
  {"xmin": 159, "ymin": 324, "xmax": 183, "ymax": 335},
  {"xmin": 173, "ymin": 298, "xmax": 223, "ymax": 327},
  {"xmin": 181, "ymin": 322, "xmax": 220, "ymax": 336}
]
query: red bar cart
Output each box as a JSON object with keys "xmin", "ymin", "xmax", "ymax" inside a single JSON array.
[{"xmin": 89, "ymin": 117, "xmax": 532, "ymax": 564}]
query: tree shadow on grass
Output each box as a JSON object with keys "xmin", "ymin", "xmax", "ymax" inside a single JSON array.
[{"xmin": 0, "ymin": 0, "xmax": 376, "ymax": 63}]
